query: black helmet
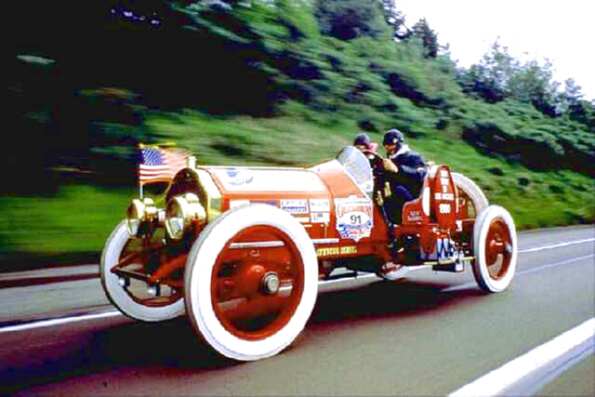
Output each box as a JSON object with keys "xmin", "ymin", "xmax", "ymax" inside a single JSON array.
[
  {"xmin": 383, "ymin": 129, "xmax": 404, "ymax": 145},
  {"xmin": 353, "ymin": 132, "xmax": 371, "ymax": 147}
]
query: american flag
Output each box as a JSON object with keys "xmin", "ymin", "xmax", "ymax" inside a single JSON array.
[{"xmin": 138, "ymin": 146, "xmax": 189, "ymax": 185}]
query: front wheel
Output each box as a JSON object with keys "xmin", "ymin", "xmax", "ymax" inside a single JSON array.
[
  {"xmin": 184, "ymin": 204, "xmax": 318, "ymax": 361},
  {"xmin": 100, "ymin": 221, "xmax": 185, "ymax": 322},
  {"xmin": 472, "ymin": 206, "xmax": 518, "ymax": 292}
]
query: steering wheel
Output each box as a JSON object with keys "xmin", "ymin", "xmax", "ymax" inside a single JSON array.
[{"xmin": 361, "ymin": 150, "xmax": 386, "ymax": 174}]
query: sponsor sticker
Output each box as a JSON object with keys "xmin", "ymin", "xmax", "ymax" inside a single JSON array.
[
  {"xmin": 311, "ymin": 212, "xmax": 330, "ymax": 224},
  {"xmin": 225, "ymin": 168, "xmax": 254, "ymax": 186},
  {"xmin": 334, "ymin": 196, "xmax": 373, "ymax": 242},
  {"xmin": 407, "ymin": 210, "xmax": 422, "ymax": 222},
  {"xmin": 215, "ymin": 169, "xmax": 327, "ymax": 193},
  {"xmin": 309, "ymin": 198, "xmax": 330, "ymax": 213},
  {"xmin": 420, "ymin": 237, "xmax": 456, "ymax": 261},
  {"xmin": 280, "ymin": 199, "xmax": 309, "ymax": 214},
  {"xmin": 436, "ymin": 238, "xmax": 456, "ymax": 261},
  {"xmin": 316, "ymin": 246, "xmax": 357, "ymax": 257},
  {"xmin": 435, "ymin": 193, "xmax": 454, "ymax": 201},
  {"xmin": 439, "ymin": 203, "xmax": 451, "ymax": 214}
]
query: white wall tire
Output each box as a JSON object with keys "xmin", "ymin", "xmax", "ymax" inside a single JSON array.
[
  {"xmin": 100, "ymin": 221, "xmax": 185, "ymax": 322},
  {"xmin": 472, "ymin": 206, "xmax": 518, "ymax": 293},
  {"xmin": 452, "ymin": 172, "xmax": 489, "ymax": 217},
  {"xmin": 184, "ymin": 204, "xmax": 318, "ymax": 361}
]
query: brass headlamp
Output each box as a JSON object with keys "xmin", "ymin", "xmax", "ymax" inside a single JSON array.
[
  {"xmin": 126, "ymin": 198, "xmax": 159, "ymax": 236},
  {"xmin": 165, "ymin": 193, "xmax": 206, "ymax": 240}
]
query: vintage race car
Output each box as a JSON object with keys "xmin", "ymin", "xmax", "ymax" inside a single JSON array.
[{"xmin": 101, "ymin": 147, "xmax": 517, "ymax": 361}]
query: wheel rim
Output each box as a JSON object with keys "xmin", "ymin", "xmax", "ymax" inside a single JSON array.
[
  {"xmin": 484, "ymin": 217, "xmax": 512, "ymax": 280},
  {"xmin": 116, "ymin": 230, "xmax": 183, "ymax": 308},
  {"xmin": 210, "ymin": 225, "xmax": 305, "ymax": 341}
]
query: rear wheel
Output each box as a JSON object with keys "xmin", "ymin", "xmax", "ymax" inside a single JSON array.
[
  {"xmin": 184, "ymin": 204, "xmax": 318, "ymax": 361},
  {"xmin": 472, "ymin": 206, "xmax": 518, "ymax": 292},
  {"xmin": 452, "ymin": 172, "xmax": 488, "ymax": 218}
]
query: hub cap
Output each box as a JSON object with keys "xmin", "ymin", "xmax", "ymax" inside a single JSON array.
[
  {"xmin": 211, "ymin": 225, "xmax": 305, "ymax": 341},
  {"xmin": 484, "ymin": 218, "xmax": 513, "ymax": 280}
]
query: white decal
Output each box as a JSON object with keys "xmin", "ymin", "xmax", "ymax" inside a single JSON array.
[
  {"xmin": 280, "ymin": 199, "xmax": 309, "ymax": 214},
  {"xmin": 311, "ymin": 212, "xmax": 330, "ymax": 224},
  {"xmin": 407, "ymin": 210, "xmax": 422, "ymax": 222},
  {"xmin": 435, "ymin": 193, "xmax": 442, "ymax": 200},
  {"xmin": 213, "ymin": 168, "xmax": 327, "ymax": 193},
  {"xmin": 436, "ymin": 238, "xmax": 456, "ymax": 261},
  {"xmin": 440, "ymin": 170, "xmax": 449, "ymax": 178},
  {"xmin": 439, "ymin": 203, "xmax": 451, "ymax": 214},
  {"xmin": 442, "ymin": 193, "xmax": 454, "ymax": 201},
  {"xmin": 309, "ymin": 198, "xmax": 330, "ymax": 212},
  {"xmin": 224, "ymin": 168, "xmax": 254, "ymax": 186},
  {"xmin": 294, "ymin": 216, "xmax": 310, "ymax": 224},
  {"xmin": 335, "ymin": 196, "xmax": 373, "ymax": 242},
  {"xmin": 440, "ymin": 177, "xmax": 450, "ymax": 186}
]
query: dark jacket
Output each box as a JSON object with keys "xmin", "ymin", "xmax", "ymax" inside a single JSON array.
[{"xmin": 387, "ymin": 145, "xmax": 427, "ymax": 197}]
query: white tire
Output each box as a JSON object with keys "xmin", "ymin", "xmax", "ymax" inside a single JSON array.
[
  {"xmin": 100, "ymin": 221, "xmax": 185, "ymax": 322},
  {"xmin": 184, "ymin": 204, "xmax": 318, "ymax": 361},
  {"xmin": 452, "ymin": 172, "xmax": 489, "ymax": 217},
  {"xmin": 472, "ymin": 206, "xmax": 518, "ymax": 292}
]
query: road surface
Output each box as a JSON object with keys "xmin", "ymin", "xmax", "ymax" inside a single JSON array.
[{"xmin": 0, "ymin": 225, "xmax": 593, "ymax": 396}]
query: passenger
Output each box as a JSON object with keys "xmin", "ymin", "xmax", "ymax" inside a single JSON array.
[
  {"xmin": 353, "ymin": 132, "xmax": 378, "ymax": 153},
  {"xmin": 381, "ymin": 129, "xmax": 427, "ymax": 225}
]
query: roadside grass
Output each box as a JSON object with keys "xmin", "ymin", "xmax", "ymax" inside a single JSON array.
[
  {"xmin": 0, "ymin": 185, "xmax": 132, "ymax": 271},
  {"xmin": 0, "ymin": 113, "xmax": 592, "ymax": 271}
]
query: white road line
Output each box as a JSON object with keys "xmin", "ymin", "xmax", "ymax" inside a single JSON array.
[
  {"xmin": 518, "ymin": 237, "xmax": 595, "ymax": 253},
  {"xmin": 443, "ymin": 254, "xmax": 594, "ymax": 293},
  {"xmin": 449, "ymin": 318, "xmax": 595, "ymax": 397},
  {"xmin": 518, "ymin": 254, "xmax": 595, "ymax": 275},
  {"xmin": 0, "ymin": 310, "xmax": 122, "ymax": 333},
  {"xmin": 1, "ymin": 239, "xmax": 593, "ymax": 333}
]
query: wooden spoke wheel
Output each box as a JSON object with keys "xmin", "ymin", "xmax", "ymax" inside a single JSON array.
[{"xmin": 185, "ymin": 205, "xmax": 318, "ymax": 361}]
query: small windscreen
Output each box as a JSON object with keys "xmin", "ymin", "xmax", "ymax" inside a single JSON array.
[{"xmin": 336, "ymin": 146, "xmax": 373, "ymax": 195}]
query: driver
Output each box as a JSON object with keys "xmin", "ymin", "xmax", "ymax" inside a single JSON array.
[{"xmin": 380, "ymin": 129, "xmax": 427, "ymax": 224}]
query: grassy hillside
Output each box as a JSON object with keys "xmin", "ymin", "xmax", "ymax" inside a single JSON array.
[{"xmin": 2, "ymin": 0, "xmax": 593, "ymax": 270}]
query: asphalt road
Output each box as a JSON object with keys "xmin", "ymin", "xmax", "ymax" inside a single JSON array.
[{"xmin": 0, "ymin": 225, "xmax": 593, "ymax": 396}]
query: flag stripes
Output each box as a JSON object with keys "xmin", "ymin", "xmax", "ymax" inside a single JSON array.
[{"xmin": 139, "ymin": 146, "xmax": 189, "ymax": 185}]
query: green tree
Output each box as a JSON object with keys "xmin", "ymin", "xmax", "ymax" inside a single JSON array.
[
  {"xmin": 508, "ymin": 59, "xmax": 559, "ymax": 116},
  {"xmin": 380, "ymin": 0, "xmax": 409, "ymax": 39},
  {"xmin": 561, "ymin": 79, "xmax": 594, "ymax": 128},
  {"xmin": 315, "ymin": 0, "xmax": 390, "ymax": 41},
  {"xmin": 409, "ymin": 18, "xmax": 438, "ymax": 58},
  {"xmin": 459, "ymin": 41, "xmax": 560, "ymax": 114},
  {"xmin": 457, "ymin": 42, "xmax": 516, "ymax": 103}
]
